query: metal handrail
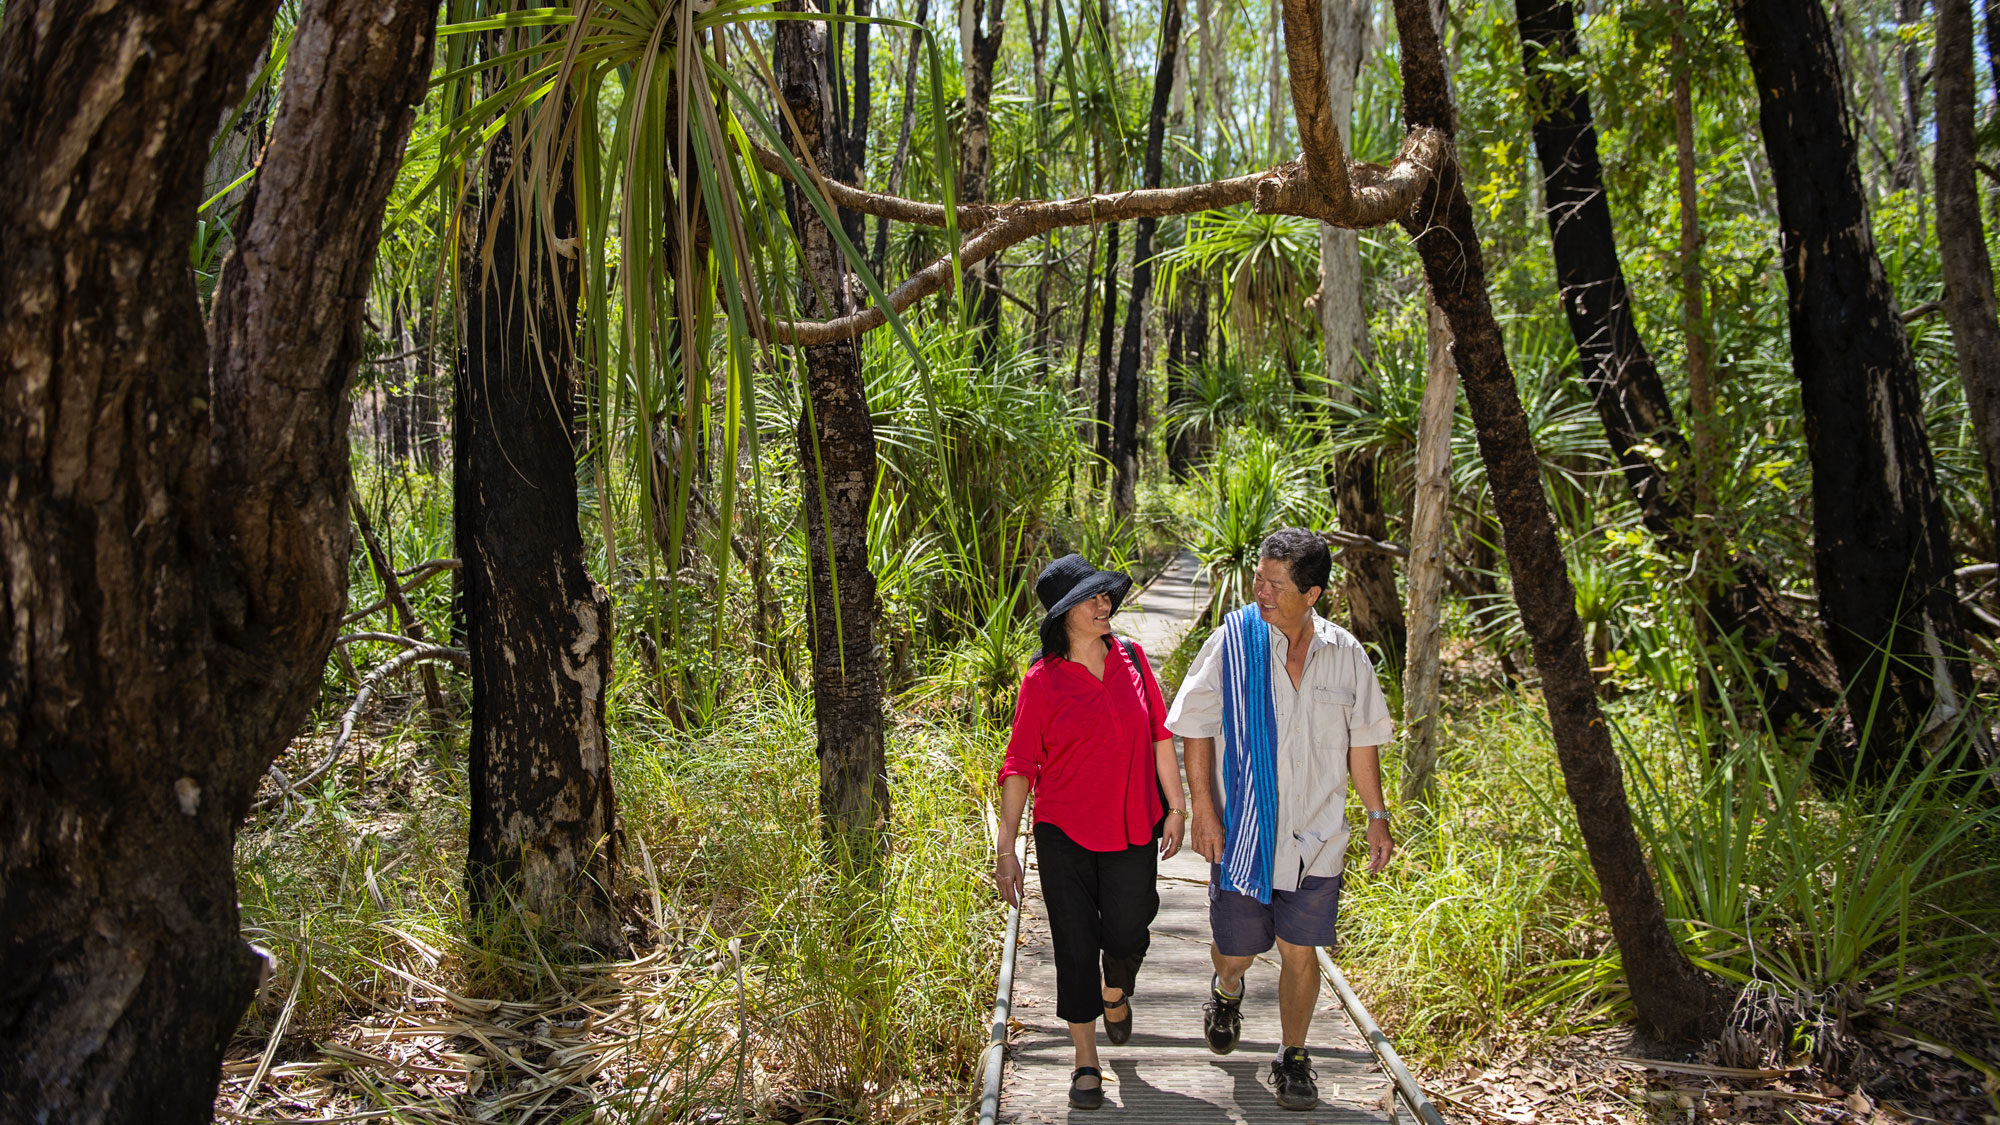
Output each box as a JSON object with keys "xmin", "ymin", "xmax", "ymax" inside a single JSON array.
[
  {"xmin": 1317, "ymin": 947, "xmax": 1446, "ymax": 1125},
  {"xmin": 975, "ymin": 833, "xmax": 1028, "ymax": 1125}
]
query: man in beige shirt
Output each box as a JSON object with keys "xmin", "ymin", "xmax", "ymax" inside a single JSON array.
[{"xmin": 1165, "ymin": 528, "xmax": 1396, "ymax": 1111}]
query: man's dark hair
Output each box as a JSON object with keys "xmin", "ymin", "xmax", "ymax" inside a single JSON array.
[{"xmin": 1260, "ymin": 527, "xmax": 1332, "ymax": 597}]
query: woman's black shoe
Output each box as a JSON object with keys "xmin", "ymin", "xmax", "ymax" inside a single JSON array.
[
  {"xmin": 1069, "ymin": 1066, "xmax": 1105, "ymax": 1110},
  {"xmin": 1102, "ymin": 991, "xmax": 1133, "ymax": 1045}
]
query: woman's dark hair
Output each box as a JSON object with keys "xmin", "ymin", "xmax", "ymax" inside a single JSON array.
[
  {"xmin": 1038, "ymin": 608, "xmax": 1111, "ymax": 661},
  {"xmin": 1038, "ymin": 613, "xmax": 1071, "ymax": 660},
  {"xmin": 1260, "ymin": 527, "xmax": 1332, "ymax": 596}
]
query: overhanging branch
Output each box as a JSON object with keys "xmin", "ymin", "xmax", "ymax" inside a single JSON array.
[{"xmin": 762, "ymin": 127, "xmax": 1446, "ymax": 345}]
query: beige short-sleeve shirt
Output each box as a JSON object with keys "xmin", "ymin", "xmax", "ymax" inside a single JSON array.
[{"xmin": 1165, "ymin": 609, "xmax": 1395, "ymax": 888}]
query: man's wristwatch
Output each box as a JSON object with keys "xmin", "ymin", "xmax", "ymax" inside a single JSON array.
[{"xmin": 1365, "ymin": 809, "xmax": 1392, "ymax": 823}]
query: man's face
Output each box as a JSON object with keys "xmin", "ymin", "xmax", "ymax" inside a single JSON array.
[{"xmin": 1252, "ymin": 556, "xmax": 1321, "ymax": 630}]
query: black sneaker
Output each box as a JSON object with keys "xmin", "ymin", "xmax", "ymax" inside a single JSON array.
[
  {"xmin": 1269, "ymin": 1047, "xmax": 1318, "ymax": 1111},
  {"xmin": 1201, "ymin": 974, "xmax": 1243, "ymax": 1055}
]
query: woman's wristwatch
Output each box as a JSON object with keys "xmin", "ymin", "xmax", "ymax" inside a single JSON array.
[{"xmin": 1166, "ymin": 806, "xmax": 1188, "ymax": 816}]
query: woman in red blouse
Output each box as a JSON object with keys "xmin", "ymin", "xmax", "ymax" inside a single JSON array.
[{"xmin": 994, "ymin": 555, "xmax": 1188, "ymax": 1110}]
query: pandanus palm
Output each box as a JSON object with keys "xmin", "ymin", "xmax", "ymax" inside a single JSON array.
[{"xmin": 417, "ymin": 0, "xmax": 963, "ymax": 852}]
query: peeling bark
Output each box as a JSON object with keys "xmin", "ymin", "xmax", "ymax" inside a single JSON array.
[{"xmin": 0, "ymin": 0, "xmax": 435, "ymax": 1114}]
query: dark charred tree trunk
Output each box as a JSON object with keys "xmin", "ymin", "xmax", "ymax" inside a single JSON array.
[
  {"xmin": 1110, "ymin": 0, "xmax": 1185, "ymax": 516},
  {"xmin": 1514, "ymin": 0, "xmax": 1845, "ymax": 740},
  {"xmin": 873, "ymin": 0, "xmax": 929, "ymax": 278},
  {"xmin": 1733, "ymin": 0, "xmax": 1978, "ymax": 776},
  {"xmin": 1094, "ymin": 221, "xmax": 1123, "ymax": 473},
  {"xmin": 455, "ymin": 97, "xmax": 622, "ymax": 952},
  {"xmin": 1166, "ymin": 282, "xmax": 1208, "ymax": 477},
  {"xmin": 779, "ymin": 5, "xmax": 891, "ymax": 849},
  {"xmin": 0, "ymin": 0, "xmax": 434, "ymax": 1116},
  {"xmin": 834, "ymin": 0, "xmax": 873, "ymax": 252},
  {"xmin": 1389, "ymin": 0, "xmax": 1722, "ymax": 1043},
  {"xmin": 962, "ymin": 0, "xmax": 1008, "ymax": 344},
  {"xmin": 1936, "ymin": 0, "xmax": 2000, "ymax": 557}
]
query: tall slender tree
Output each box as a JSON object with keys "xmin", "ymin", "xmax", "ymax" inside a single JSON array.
[
  {"xmin": 778, "ymin": 3, "xmax": 891, "ymax": 849},
  {"xmin": 1734, "ymin": 0, "xmax": 1978, "ymax": 775},
  {"xmin": 1388, "ymin": 0, "xmax": 1723, "ymax": 1041},
  {"xmin": 1514, "ymin": 0, "xmax": 1847, "ymax": 744},
  {"xmin": 961, "ymin": 0, "xmax": 1008, "ymax": 341},
  {"xmin": 1110, "ymin": 0, "xmax": 1186, "ymax": 516},
  {"xmin": 1935, "ymin": 0, "xmax": 2000, "ymax": 557},
  {"xmin": 0, "ymin": 0, "xmax": 435, "ymax": 1114},
  {"xmin": 1318, "ymin": 0, "xmax": 1406, "ymax": 665}
]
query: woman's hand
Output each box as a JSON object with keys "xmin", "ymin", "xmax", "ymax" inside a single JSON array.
[
  {"xmin": 1159, "ymin": 810, "xmax": 1187, "ymax": 860},
  {"xmin": 994, "ymin": 849, "xmax": 1024, "ymax": 908}
]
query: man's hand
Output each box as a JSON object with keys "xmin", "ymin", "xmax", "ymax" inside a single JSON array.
[
  {"xmin": 1365, "ymin": 818, "xmax": 1395, "ymax": 875},
  {"xmin": 994, "ymin": 850, "xmax": 1024, "ymax": 908},
  {"xmin": 1190, "ymin": 804, "xmax": 1223, "ymax": 863}
]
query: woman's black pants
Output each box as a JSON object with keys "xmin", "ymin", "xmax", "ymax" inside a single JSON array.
[{"xmin": 1034, "ymin": 822, "xmax": 1159, "ymax": 1025}]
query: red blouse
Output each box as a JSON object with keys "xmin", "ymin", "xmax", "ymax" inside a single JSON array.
[{"xmin": 999, "ymin": 639, "xmax": 1172, "ymax": 851}]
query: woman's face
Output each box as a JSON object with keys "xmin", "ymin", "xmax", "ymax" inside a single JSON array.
[{"xmin": 1064, "ymin": 592, "xmax": 1114, "ymax": 637}]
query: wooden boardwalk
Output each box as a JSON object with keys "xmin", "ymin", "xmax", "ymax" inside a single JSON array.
[{"xmin": 998, "ymin": 553, "xmax": 1396, "ymax": 1125}]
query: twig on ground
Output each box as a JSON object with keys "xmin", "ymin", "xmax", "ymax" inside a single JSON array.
[{"xmin": 254, "ymin": 644, "xmax": 468, "ymax": 812}]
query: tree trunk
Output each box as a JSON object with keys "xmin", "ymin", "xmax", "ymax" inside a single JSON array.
[
  {"xmin": 1734, "ymin": 0, "xmax": 1978, "ymax": 776},
  {"xmin": 0, "ymin": 0, "xmax": 433, "ymax": 1115},
  {"xmin": 779, "ymin": 5, "xmax": 891, "ymax": 849},
  {"xmin": 456, "ymin": 95, "xmax": 622, "ymax": 952},
  {"xmin": 1110, "ymin": 0, "xmax": 1185, "ymax": 516},
  {"xmin": 1317, "ymin": 0, "xmax": 1405, "ymax": 666},
  {"xmin": 962, "ymin": 0, "xmax": 1008, "ymax": 342},
  {"xmin": 1094, "ymin": 221, "xmax": 1123, "ymax": 472},
  {"xmin": 1935, "ymin": 0, "xmax": 2000, "ymax": 558},
  {"xmin": 1893, "ymin": 0, "xmax": 1929, "ymax": 196},
  {"xmin": 1167, "ymin": 282, "xmax": 1209, "ymax": 476},
  {"xmin": 1516, "ymin": 0, "xmax": 1846, "ymax": 743},
  {"xmin": 837, "ymin": 0, "xmax": 873, "ymax": 253},
  {"xmin": 1389, "ymin": 0, "xmax": 1722, "ymax": 1043},
  {"xmin": 1401, "ymin": 298, "xmax": 1457, "ymax": 802},
  {"xmin": 872, "ymin": 0, "xmax": 930, "ymax": 278}
]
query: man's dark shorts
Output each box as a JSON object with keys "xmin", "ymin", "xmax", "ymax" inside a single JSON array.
[{"xmin": 1208, "ymin": 864, "xmax": 1344, "ymax": 956}]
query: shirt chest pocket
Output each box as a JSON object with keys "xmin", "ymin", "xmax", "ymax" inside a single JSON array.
[{"xmin": 1310, "ymin": 686, "xmax": 1356, "ymax": 747}]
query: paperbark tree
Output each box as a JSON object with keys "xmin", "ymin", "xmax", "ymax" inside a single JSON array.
[
  {"xmin": 1318, "ymin": 0, "xmax": 1406, "ymax": 666},
  {"xmin": 456, "ymin": 95, "xmax": 623, "ymax": 951},
  {"xmin": 1935, "ymin": 0, "xmax": 2000, "ymax": 556},
  {"xmin": 1401, "ymin": 298, "xmax": 1457, "ymax": 801},
  {"xmin": 1734, "ymin": 0, "xmax": 1977, "ymax": 775},
  {"xmin": 1110, "ymin": 0, "xmax": 1185, "ymax": 516},
  {"xmin": 1389, "ymin": 0, "xmax": 1723, "ymax": 1042},
  {"xmin": 778, "ymin": 5, "xmax": 891, "ymax": 848},
  {"xmin": 0, "ymin": 0, "xmax": 435, "ymax": 1115},
  {"xmin": 1515, "ymin": 0, "xmax": 1847, "ymax": 743}
]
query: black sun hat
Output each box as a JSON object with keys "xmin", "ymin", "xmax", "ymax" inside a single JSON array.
[{"xmin": 1035, "ymin": 554, "xmax": 1134, "ymax": 628}]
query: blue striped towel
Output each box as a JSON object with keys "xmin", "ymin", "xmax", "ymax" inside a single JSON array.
[{"xmin": 1218, "ymin": 604, "xmax": 1279, "ymax": 903}]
